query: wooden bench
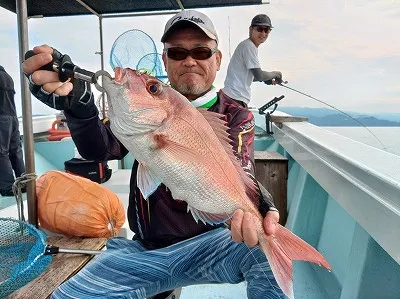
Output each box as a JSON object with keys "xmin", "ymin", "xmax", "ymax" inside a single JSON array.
[
  {"xmin": 254, "ymin": 151, "xmax": 288, "ymax": 225},
  {"xmin": 7, "ymin": 236, "xmax": 107, "ymax": 299}
]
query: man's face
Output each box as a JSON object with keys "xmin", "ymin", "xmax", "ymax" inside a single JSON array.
[
  {"xmin": 162, "ymin": 27, "xmax": 222, "ymax": 100},
  {"xmin": 250, "ymin": 26, "xmax": 271, "ymax": 46}
]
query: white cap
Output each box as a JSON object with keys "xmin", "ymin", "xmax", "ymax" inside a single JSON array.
[{"xmin": 161, "ymin": 10, "xmax": 218, "ymax": 44}]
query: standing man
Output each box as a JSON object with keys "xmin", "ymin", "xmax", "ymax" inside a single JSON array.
[
  {"xmin": 0, "ymin": 65, "xmax": 25, "ymax": 196},
  {"xmin": 221, "ymin": 14, "xmax": 283, "ymax": 107}
]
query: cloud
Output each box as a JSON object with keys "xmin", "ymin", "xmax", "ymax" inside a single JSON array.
[
  {"xmin": 268, "ymin": 0, "xmax": 400, "ymax": 60},
  {"xmin": 384, "ymin": 84, "xmax": 400, "ymax": 94}
]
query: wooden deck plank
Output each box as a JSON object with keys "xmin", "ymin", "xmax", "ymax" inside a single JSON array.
[
  {"xmin": 254, "ymin": 151, "xmax": 288, "ymax": 225},
  {"xmin": 7, "ymin": 236, "xmax": 106, "ymax": 299},
  {"xmin": 255, "ymin": 151, "xmax": 288, "ymax": 161}
]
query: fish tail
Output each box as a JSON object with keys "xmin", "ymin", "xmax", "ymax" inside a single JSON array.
[{"xmin": 258, "ymin": 224, "xmax": 331, "ymax": 299}]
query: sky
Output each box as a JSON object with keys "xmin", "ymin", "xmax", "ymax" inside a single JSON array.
[{"xmin": 0, "ymin": 0, "xmax": 399, "ymax": 117}]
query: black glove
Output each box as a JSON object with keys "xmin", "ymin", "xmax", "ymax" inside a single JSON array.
[
  {"xmin": 28, "ymin": 76, "xmax": 93, "ymax": 110},
  {"xmin": 25, "ymin": 48, "xmax": 96, "ymax": 117},
  {"xmin": 264, "ymin": 71, "xmax": 283, "ymax": 85},
  {"xmin": 264, "ymin": 80, "xmax": 274, "ymax": 85}
]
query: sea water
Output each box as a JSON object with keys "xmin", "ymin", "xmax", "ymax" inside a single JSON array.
[{"xmin": 325, "ymin": 127, "xmax": 400, "ymax": 157}]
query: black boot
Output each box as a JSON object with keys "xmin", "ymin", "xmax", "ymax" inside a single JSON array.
[{"xmin": 0, "ymin": 187, "xmax": 14, "ymax": 197}]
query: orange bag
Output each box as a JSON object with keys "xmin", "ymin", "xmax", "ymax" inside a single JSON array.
[{"xmin": 36, "ymin": 170, "xmax": 125, "ymax": 238}]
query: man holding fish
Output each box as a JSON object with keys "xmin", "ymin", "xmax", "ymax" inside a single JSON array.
[{"xmin": 23, "ymin": 9, "xmax": 330, "ymax": 299}]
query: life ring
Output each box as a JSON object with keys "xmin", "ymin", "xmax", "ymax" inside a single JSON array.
[{"xmin": 47, "ymin": 119, "xmax": 71, "ymax": 141}]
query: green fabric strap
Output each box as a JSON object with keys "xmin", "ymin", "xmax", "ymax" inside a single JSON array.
[
  {"xmin": 198, "ymin": 95, "xmax": 218, "ymax": 108},
  {"xmin": 189, "ymin": 86, "xmax": 218, "ymax": 108}
]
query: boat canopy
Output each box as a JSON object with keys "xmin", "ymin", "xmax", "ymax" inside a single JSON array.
[{"xmin": 0, "ymin": 0, "xmax": 263, "ymax": 17}]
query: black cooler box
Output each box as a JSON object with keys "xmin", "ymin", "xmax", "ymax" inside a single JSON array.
[{"xmin": 64, "ymin": 158, "xmax": 112, "ymax": 184}]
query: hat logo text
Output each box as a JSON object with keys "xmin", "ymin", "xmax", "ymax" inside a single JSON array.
[{"xmin": 171, "ymin": 16, "xmax": 205, "ymax": 25}]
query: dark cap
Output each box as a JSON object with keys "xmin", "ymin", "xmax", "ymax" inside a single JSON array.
[{"xmin": 251, "ymin": 14, "xmax": 273, "ymax": 28}]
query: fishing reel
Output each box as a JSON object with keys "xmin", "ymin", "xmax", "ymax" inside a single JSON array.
[
  {"xmin": 24, "ymin": 49, "xmax": 110, "ymax": 92},
  {"xmin": 258, "ymin": 95, "xmax": 285, "ymax": 135},
  {"xmin": 25, "ymin": 49, "xmax": 96, "ymax": 83}
]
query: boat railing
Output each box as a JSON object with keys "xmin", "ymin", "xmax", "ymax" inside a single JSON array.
[
  {"xmin": 253, "ymin": 109, "xmax": 400, "ymax": 265},
  {"xmin": 19, "ymin": 114, "xmax": 57, "ymax": 135}
]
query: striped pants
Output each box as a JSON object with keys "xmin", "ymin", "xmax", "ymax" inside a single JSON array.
[{"xmin": 51, "ymin": 228, "xmax": 285, "ymax": 299}]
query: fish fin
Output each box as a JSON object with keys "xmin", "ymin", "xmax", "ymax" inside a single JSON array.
[
  {"xmin": 187, "ymin": 205, "xmax": 232, "ymax": 225},
  {"xmin": 259, "ymin": 231, "xmax": 294, "ymax": 299},
  {"xmin": 197, "ymin": 109, "xmax": 232, "ymax": 145},
  {"xmin": 198, "ymin": 109, "xmax": 259, "ymax": 199},
  {"xmin": 273, "ymin": 224, "xmax": 331, "ymax": 269},
  {"xmin": 258, "ymin": 224, "xmax": 331, "ymax": 299},
  {"xmin": 137, "ymin": 162, "xmax": 162, "ymax": 199},
  {"xmin": 156, "ymin": 134, "xmax": 207, "ymax": 163}
]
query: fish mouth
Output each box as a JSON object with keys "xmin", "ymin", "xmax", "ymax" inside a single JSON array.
[
  {"xmin": 102, "ymin": 74, "xmax": 151, "ymax": 120},
  {"xmin": 114, "ymin": 67, "xmax": 124, "ymax": 83},
  {"xmin": 101, "ymin": 75, "xmax": 119, "ymax": 116}
]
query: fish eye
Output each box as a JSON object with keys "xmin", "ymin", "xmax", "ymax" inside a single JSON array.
[
  {"xmin": 146, "ymin": 80, "xmax": 163, "ymax": 95},
  {"xmin": 149, "ymin": 85, "xmax": 158, "ymax": 93}
]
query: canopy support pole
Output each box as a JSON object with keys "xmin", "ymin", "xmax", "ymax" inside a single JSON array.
[
  {"xmin": 16, "ymin": 0, "xmax": 37, "ymax": 225},
  {"xmin": 98, "ymin": 15, "xmax": 106, "ymax": 118}
]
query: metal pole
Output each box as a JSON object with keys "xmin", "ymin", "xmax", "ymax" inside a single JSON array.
[
  {"xmin": 101, "ymin": 10, "xmax": 180, "ymax": 19},
  {"xmin": 75, "ymin": 0, "xmax": 100, "ymax": 17},
  {"xmin": 16, "ymin": 0, "xmax": 37, "ymax": 225},
  {"xmin": 73, "ymin": 1, "xmax": 106, "ymax": 117},
  {"xmin": 174, "ymin": 0, "xmax": 185, "ymax": 10},
  {"xmin": 99, "ymin": 15, "xmax": 106, "ymax": 118}
]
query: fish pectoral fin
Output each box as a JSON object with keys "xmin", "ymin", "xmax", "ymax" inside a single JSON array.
[
  {"xmin": 137, "ymin": 162, "xmax": 162, "ymax": 199},
  {"xmin": 187, "ymin": 205, "xmax": 232, "ymax": 225},
  {"xmin": 161, "ymin": 138, "xmax": 208, "ymax": 164}
]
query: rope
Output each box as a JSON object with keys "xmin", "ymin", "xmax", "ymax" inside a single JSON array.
[{"xmin": 12, "ymin": 172, "xmax": 37, "ymax": 222}]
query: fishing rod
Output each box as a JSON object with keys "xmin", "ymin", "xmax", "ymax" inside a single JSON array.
[{"xmin": 275, "ymin": 81, "xmax": 387, "ymax": 150}]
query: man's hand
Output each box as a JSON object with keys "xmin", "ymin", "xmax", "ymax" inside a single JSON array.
[
  {"xmin": 22, "ymin": 45, "xmax": 92, "ymax": 111},
  {"xmin": 264, "ymin": 71, "xmax": 283, "ymax": 85},
  {"xmin": 23, "ymin": 45, "xmax": 73, "ymax": 97},
  {"xmin": 230, "ymin": 209, "xmax": 279, "ymax": 247}
]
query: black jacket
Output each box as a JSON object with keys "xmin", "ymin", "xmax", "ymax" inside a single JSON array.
[{"xmin": 0, "ymin": 66, "xmax": 17, "ymax": 116}]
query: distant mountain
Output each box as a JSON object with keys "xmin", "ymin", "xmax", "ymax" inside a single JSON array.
[
  {"xmin": 306, "ymin": 114, "xmax": 400, "ymax": 127},
  {"xmin": 276, "ymin": 107, "xmax": 400, "ymax": 127},
  {"xmin": 372, "ymin": 113, "xmax": 400, "ymax": 122},
  {"xmin": 276, "ymin": 107, "xmax": 338, "ymax": 118}
]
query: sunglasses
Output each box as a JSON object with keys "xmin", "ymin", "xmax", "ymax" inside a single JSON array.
[
  {"xmin": 164, "ymin": 47, "xmax": 218, "ymax": 61},
  {"xmin": 254, "ymin": 26, "xmax": 271, "ymax": 33}
]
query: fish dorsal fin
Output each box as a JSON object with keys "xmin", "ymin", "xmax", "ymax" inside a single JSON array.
[
  {"xmin": 197, "ymin": 109, "xmax": 231, "ymax": 144},
  {"xmin": 197, "ymin": 109, "xmax": 226, "ymax": 127},
  {"xmin": 187, "ymin": 204, "xmax": 232, "ymax": 225},
  {"xmin": 137, "ymin": 162, "xmax": 162, "ymax": 199},
  {"xmin": 197, "ymin": 109, "xmax": 259, "ymax": 199}
]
